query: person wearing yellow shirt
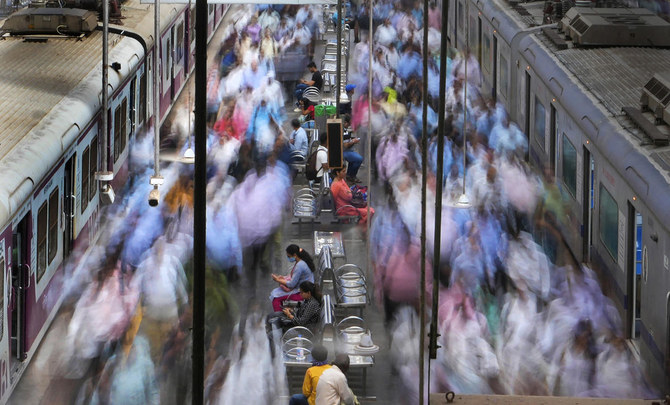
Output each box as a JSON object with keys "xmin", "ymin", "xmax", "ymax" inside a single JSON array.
[{"xmin": 289, "ymin": 345, "xmax": 331, "ymax": 405}]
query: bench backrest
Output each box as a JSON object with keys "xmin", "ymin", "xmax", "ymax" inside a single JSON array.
[{"xmin": 319, "ymin": 294, "xmax": 335, "ymax": 343}]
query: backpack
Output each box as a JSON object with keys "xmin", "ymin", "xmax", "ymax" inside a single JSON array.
[{"xmin": 305, "ymin": 148, "xmax": 319, "ymax": 181}]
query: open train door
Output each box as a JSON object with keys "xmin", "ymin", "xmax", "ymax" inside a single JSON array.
[{"xmin": 10, "ymin": 214, "xmax": 29, "ymax": 376}]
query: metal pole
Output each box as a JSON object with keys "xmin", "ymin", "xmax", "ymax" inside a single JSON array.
[
  {"xmin": 153, "ymin": 0, "xmax": 160, "ymax": 178},
  {"xmin": 463, "ymin": 3, "xmax": 468, "ymax": 197},
  {"xmin": 429, "ymin": 0, "xmax": 449, "ymax": 363},
  {"xmin": 419, "ymin": 0, "xmax": 429, "ymax": 401},
  {"xmin": 336, "ymin": 0, "xmax": 343, "ymax": 116},
  {"xmin": 192, "ymin": 0, "xmax": 207, "ymax": 403},
  {"xmin": 365, "ymin": 1, "xmax": 373, "ymax": 243},
  {"xmin": 102, "ymin": 0, "xmax": 109, "ymax": 173}
]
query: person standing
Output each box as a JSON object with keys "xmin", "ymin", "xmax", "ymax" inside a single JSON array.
[{"xmin": 315, "ymin": 354, "xmax": 356, "ymax": 405}]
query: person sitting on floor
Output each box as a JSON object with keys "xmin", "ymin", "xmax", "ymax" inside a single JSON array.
[
  {"xmin": 289, "ymin": 345, "xmax": 331, "ymax": 405},
  {"xmin": 269, "ymin": 244, "xmax": 316, "ymax": 311}
]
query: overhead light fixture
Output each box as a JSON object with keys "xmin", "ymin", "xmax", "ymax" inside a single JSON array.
[{"xmin": 181, "ymin": 147, "xmax": 195, "ymax": 164}]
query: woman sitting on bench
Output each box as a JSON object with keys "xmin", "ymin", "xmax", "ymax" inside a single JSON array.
[
  {"xmin": 269, "ymin": 244, "xmax": 316, "ymax": 311},
  {"xmin": 266, "ymin": 281, "xmax": 323, "ymax": 337},
  {"xmin": 331, "ymin": 166, "xmax": 375, "ymax": 225}
]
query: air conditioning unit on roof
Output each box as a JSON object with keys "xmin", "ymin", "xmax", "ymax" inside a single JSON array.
[
  {"xmin": 560, "ymin": 7, "xmax": 670, "ymax": 47},
  {"xmin": 641, "ymin": 73, "xmax": 670, "ymax": 126}
]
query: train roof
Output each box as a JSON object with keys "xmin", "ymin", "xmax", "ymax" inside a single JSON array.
[
  {"xmin": 0, "ymin": 0, "xmax": 185, "ymax": 227},
  {"xmin": 488, "ymin": 0, "xmax": 670, "ymax": 224}
]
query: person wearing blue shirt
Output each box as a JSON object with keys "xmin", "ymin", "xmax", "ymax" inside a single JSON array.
[
  {"xmin": 397, "ymin": 45, "xmax": 422, "ymax": 81},
  {"xmin": 289, "ymin": 118, "xmax": 309, "ymax": 158}
]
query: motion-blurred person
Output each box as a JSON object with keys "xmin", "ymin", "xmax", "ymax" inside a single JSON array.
[
  {"xmin": 91, "ymin": 307, "xmax": 159, "ymax": 405},
  {"xmin": 289, "ymin": 345, "xmax": 331, "ymax": 405}
]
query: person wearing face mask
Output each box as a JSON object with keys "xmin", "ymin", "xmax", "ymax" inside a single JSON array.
[{"xmin": 269, "ymin": 244, "xmax": 316, "ymax": 311}]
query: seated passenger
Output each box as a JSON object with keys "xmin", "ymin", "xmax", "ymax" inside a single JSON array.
[
  {"xmin": 289, "ymin": 118, "xmax": 310, "ymax": 158},
  {"xmin": 266, "ymin": 281, "xmax": 323, "ymax": 337},
  {"xmin": 330, "ymin": 166, "xmax": 374, "ymax": 225},
  {"xmin": 269, "ymin": 244, "xmax": 316, "ymax": 311},
  {"xmin": 289, "ymin": 345, "xmax": 331, "ymax": 405},
  {"xmin": 295, "ymin": 62, "xmax": 323, "ymax": 108},
  {"xmin": 298, "ymin": 98, "xmax": 316, "ymax": 127},
  {"xmin": 315, "ymin": 353, "xmax": 356, "ymax": 405}
]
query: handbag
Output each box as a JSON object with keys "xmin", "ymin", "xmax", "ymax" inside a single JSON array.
[
  {"xmin": 350, "ymin": 185, "xmax": 367, "ymax": 208},
  {"xmin": 351, "ymin": 184, "xmax": 368, "ymax": 208}
]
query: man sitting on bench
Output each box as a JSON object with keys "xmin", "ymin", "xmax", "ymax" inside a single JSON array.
[
  {"xmin": 289, "ymin": 345, "xmax": 331, "ymax": 405},
  {"xmin": 294, "ymin": 62, "xmax": 323, "ymax": 111}
]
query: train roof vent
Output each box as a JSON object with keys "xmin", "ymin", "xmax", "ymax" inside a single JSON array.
[
  {"xmin": 559, "ymin": 7, "xmax": 670, "ymax": 47},
  {"xmin": 1, "ymin": 8, "xmax": 97, "ymax": 35},
  {"xmin": 641, "ymin": 73, "xmax": 670, "ymax": 127}
]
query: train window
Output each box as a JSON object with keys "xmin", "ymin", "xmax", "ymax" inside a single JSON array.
[
  {"xmin": 139, "ymin": 73, "xmax": 147, "ymax": 125},
  {"xmin": 48, "ymin": 189, "xmax": 58, "ymax": 266},
  {"xmin": 81, "ymin": 146, "xmax": 90, "ymax": 214},
  {"xmin": 469, "ymin": 16, "xmax": 477, "ymax": 50},
  {"xmin": 534, "ymin": 97, "xmax": 546, "ymax": 149},
  {"xmin": 120, "ymin": 99, "xmax": 128, "ymax": 153},
  {"xmin": 599, "ymin": 184, "xmax": 619, "ymax": 260},
  {"xmin": 37, "ymin": 201, "xmax": 47, "ymax": 280},
  {"xmin": 500, "ymin": 55, "xmax": 508, "ymax": 98},
  {"xmin": 562, "ymin": 134, "xmax": 577, "ymax": 198},
  {"xmin": 113, "ymin": 99, "xmax": 128, "ymax": 163},
  {"xmin": 90, "ymin": 137, "xmax": 98, "ymax": 202},
  {"xmin": 177, "ymin": 22, "xmax": 184, "ymax": 62},
  {"xmin": 114, "ymin": 105, "xmax": 122, "ymax": 162},
  {"xmin": 482, "ymin": 33, "xmax": 491, "ymax": 73}
]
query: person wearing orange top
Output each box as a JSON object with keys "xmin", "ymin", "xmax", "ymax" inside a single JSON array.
[
  {"xmin": 289, "ymin": 345, "xmax": 331, "ymax": 405},
  {"xmin": 330, "ymin": 166, "xmax": 374, "ymax": 225}
]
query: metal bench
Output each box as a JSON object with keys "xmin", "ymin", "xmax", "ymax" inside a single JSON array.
[
  {"xmin": 334, "ymin": 264, "xmax": 368, "ymax": 316},
  {"xmin": 293, "ymin": 187, "xmax": 319, "ymax": 222},
  {"xmin": 316, "ymin": 245, "xmax": 334, "ymax": 287}
]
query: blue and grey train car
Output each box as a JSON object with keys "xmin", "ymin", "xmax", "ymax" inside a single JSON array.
[{"xmin": 447, "ymin": 0, "xmax": 670, "ymax": 392}]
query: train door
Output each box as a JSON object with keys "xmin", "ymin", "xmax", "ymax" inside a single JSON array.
[
  {"xmin": 10, "ymin": 215, "xmax": 29, "ymax": 369},
  {"xmin": 581, "ymin": 147, "xmax": 594, "ymax": 261},
  {"xmin": 549, "ymin": 104, "xmax": 557, "ymax": 175},
  {"xmin": 492, "ymin": 36, "xmax": 497, "ymax": 101},
  {"xmin": 524, "ymin": 71, "xmax": 531, "ymax": 161},
  {"xmin": 63, "ymin": 156, "xmax": 75, "ymax": 258},
  {"xmin": 130, "ymin": 78, "xmax": 137, "ymax": 137},
  {"xmin": 168, "ymin": 28, "xmax": 175, "ymax": 101},
  {"xmin": 626, "ymin": 203, "xmax": 643, "ymax": 341}
]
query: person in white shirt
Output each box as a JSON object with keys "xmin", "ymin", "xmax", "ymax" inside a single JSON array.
[
  {"xmin": 315, "ymin": 354, "xmax": 356, "ymax": 405},
  {"xmin": 289, "ymin": 118, "xmax": 309, "ymax": 158},
  {"xmin": 315, "ymin": 132, "xmax": 329, "ymax": 179}
]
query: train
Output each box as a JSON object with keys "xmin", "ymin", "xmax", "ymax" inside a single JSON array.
[
  {"xmin": 0, "ymin": 1, "xmax": 226, "ymax": 402},
  {"xmin": 446, "ymin": 0, "xmax": 670, "ymax": 393}
]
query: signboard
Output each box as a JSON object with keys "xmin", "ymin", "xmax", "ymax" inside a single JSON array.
[{"xmin": 326, "ymin": 118, "xmax": 343, "ymax": 170}]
